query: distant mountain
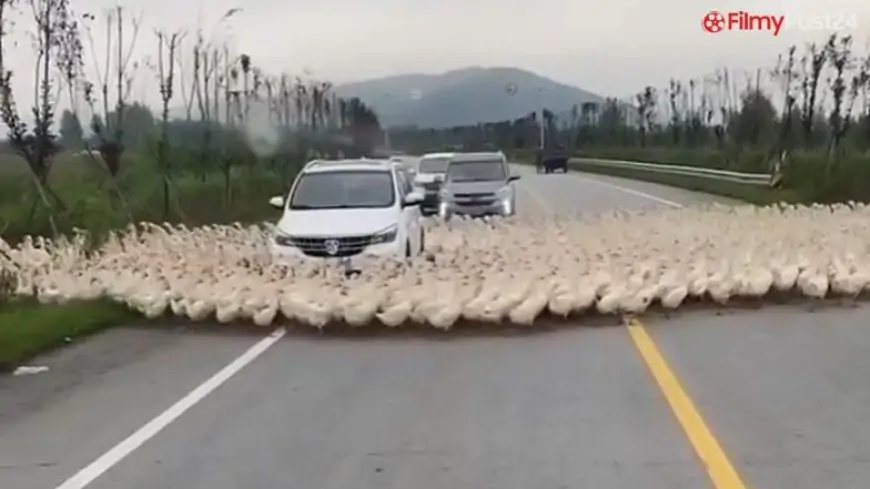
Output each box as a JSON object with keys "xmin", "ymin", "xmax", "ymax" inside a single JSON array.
[{"xmin": 333, "ymin": 66, "xmax": 604, "ymax": 128}]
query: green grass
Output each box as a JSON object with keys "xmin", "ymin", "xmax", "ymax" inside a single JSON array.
[
  {"xmin": 0, "ymin": 149, "xmax": 298, "ymax": 242},
  {"xmin": 0, "ymin": 299, "xmax": 137, "ymax": 371},
  {"xmin": 0, "ymin": 148, "xmax": 302, "ymax": 367}
]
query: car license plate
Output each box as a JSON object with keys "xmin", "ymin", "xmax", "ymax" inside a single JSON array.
[{"xmin": 338, "ymin": 256, "xmax": 364, "ymax": 272}]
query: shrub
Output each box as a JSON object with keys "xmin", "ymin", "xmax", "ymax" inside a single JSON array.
[{"xmin": 0, "ymin": 266, "xmax": 16, "ymax": 307}]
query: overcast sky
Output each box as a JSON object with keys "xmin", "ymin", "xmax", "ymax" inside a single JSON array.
[{"xmin": 1, "ymin": 0, "xmax": 869, "ymax": 114}]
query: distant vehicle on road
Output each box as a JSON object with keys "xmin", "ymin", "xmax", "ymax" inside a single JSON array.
[
  {"xmin": 415, "ymin": 152, "xmax": 454, "ymax": 216},
  {"xmin": 268, "ymin": 158, "xmax": 425, "ymax": 271},
  {"xmin": 439, "ymin": 151, "xmax": 520, "ymax": 219},
  {"xmin": 537, "ymin": 145, "xmax": 569, "ymax": 173},
  {"xmin": 390, "ymin": 156, "xmax": 417, "ymax": 179}
]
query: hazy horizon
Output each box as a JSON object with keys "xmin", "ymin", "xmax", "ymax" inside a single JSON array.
[{"xmin": 0, "ymin": 0, "xmax": 867, "ymax": 119}]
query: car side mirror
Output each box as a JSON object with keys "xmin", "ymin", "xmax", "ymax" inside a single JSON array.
[
  {"xmin": 508, "ymin": 174, "xmax": 521, "ymax": 182},
  {"xmin": 268, "ymin": 196, "xmax": 285, "ymax": 209},
  {"xmin": 403, "ymin": 191, "xmax": 424, "ymax": 207}
]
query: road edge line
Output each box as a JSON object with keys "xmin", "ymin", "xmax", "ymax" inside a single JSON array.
[
  {"xmin": 54, "ymin": 327, "xmax": 287, "ymax": 489},
  {"xmin": 625, "ymin": 318, "xmax": 747, "ymax": 489},
  {"xmin": 510, "ymin": 164, "xmax": 554, "ymax": 214},
  {"xmin": 578, "ymin": 175, "xmax": 684, "ymax": 208}
]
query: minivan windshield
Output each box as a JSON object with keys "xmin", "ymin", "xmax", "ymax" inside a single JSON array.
[
  {"xmin": 419, "ymin": 157, "xmax": 450, "ymax": 174},
  {"xmin": 446, "ymin": 160, "xmax": 507, "ymax": 182},
  {"xmin": 289, "ymin": 170, "xmax": 395, "ymax": 209}
]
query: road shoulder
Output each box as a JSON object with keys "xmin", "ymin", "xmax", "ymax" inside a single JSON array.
[{"xmin": 0, "ymin": 325, "xmax": 270, "ymax": 489}]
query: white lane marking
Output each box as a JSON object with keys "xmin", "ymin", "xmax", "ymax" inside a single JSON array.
[
  {"xmin": 575, "ymin": 175, "xmax": 684, "ymax": 208},
  {"xmin": 517, "ymin": 182, "xmax": 554, "ymax": 215},
  {"xmin": 509, "ymin": 164, "xmax": 555, "ymax": 214},
  {"xmin": 55, "ymin": 327, "xmax": 287, "ymax": 489}
]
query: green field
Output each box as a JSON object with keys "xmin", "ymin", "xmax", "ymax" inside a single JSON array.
[{"xmin": 0, "ymin": 150, "xmax": 293, "ymax": 243}]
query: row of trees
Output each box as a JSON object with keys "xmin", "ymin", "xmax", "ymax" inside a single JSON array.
[
  {"xmin": 391, "ymin": 34, "xmax": 870, "ymax": 167},
  {"xmin": 0, "ymin": 1, "xmax": 385, "ymax": 239}
]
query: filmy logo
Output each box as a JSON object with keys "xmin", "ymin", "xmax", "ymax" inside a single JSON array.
[{"xmin": 703, "ymin": 10, "xmax": 859, "ymax": 36}]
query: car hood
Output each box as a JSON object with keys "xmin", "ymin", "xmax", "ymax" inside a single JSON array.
[
  {"xmin": 444, "ymin": 180, "xmax": 508, "ymax": 194},
  {"xmin": 414, "ymin": 172, "xmax": 443, "ymax": 184},
  {"xmin": 276, "ymin": 208, "xmax": 397, "ymax": 237}
]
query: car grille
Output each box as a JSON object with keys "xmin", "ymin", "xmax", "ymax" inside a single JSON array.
[
  {"xmin": 453, "ymin": 192, "xmax": 497, "ymax": 205},
  {"xmin": 286, "ymin": 235, "xmax": 373, "ymax": 257}
]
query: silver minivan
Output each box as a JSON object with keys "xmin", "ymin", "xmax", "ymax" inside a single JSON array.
[
  {"xmin": 414, "ymin": 152, "xmax": 454, "ymax": 215},
  {"xmin": 438, "ymin": 152, "xmax": 520, "ymax": 218}
]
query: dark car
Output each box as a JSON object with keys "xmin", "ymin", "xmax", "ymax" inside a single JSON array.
[{"xmin": 537, "ymin": 146, "xmax": 569, "ymax": 173}]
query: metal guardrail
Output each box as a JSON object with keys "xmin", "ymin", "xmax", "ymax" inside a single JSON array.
[{"xmin": 573, "ymin": 158, "xmax": 772, "ymax": 186}]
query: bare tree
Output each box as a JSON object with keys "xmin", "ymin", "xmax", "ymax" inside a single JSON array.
[
  {"xmin": 635, "ymin": 86, "xmax": 656, "ymax": 147},
  {"xmin": 854, "ymin": 52, "xmax": 870, "ymax": 149},
  {"xmin": 190, "ymin": 34, "xmax": 215, "ymax": 179},
  {"xmin": 0, "ymin": 0, "xmax": 83, "ymax": 235},
  {"xmin": 82, "ymin": 6, "xmax": 142, "ymax": 177},
  {"xmin": 154, "ymin": 28, "xmax": 184, "ymax": 218},
  {"xmin": 174, "ymin": 36, "xmax": 194, "ymax": 120},
  {"xmin": 798, "ymin": 42, "xmax": 827, "ymax": 146},
  {"xmin": 667, "ymin": 78, "xmax": 681, "ymax": 144},
  {"xmin": 771, "ymin": 46, "xmax": 798, "ymax": 156},
  {"xmin": 185, "ymin": 9, "xmax": 241, "ymax": 182},
  {"xmin": 826, "ymin": 34, "xmax": 853, "ymax": 162}
]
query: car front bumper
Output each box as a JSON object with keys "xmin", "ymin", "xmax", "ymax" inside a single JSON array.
[
  {"xmin": 269, "ymin": 240, "xmax": 404, "ymax": 268},
  {"xmin": 439, "ymin": 198, "xmax": 513, "ymax": 218}
]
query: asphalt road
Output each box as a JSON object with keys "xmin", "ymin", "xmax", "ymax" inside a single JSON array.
[{"xmin": 2, "ymin": 165, "xmax": 869, "ymax": 489}]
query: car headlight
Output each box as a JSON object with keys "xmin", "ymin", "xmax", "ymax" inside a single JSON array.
[
  {"xmin": 274, "ymin": 234, "xmax": 293, "ymax": 247},
  {"xmin": 439, "ymin": 187, "xmax": 451, "ymax": 199},
  {"xmin": 369, "ymin": 225, "xmax": 398, "ymax": 244},
  {"xmin": 496, "ymin": 185, "xmax": 512, "ymax": 198}
]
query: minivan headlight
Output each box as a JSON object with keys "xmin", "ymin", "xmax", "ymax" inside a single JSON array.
[
  {"xmin": 274, "ymin": 234, "xmax": 293, "ymax": 247},
  {"xmin": 370, "ymin": 224, "xmax": 398, "ymax": 244}
]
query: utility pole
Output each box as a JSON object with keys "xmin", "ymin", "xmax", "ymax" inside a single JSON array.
[{"xmin": 537, "ymin": 87, "xmax": 546, "ymax": 150}]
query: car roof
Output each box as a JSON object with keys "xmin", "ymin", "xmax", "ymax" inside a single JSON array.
[
  {"xmin": 301, "ymin": 158, "xmax": 395, "ymax": 174},
  {"xmin": 449, "ymin": 151, "xmax": 506, "ymax": 163},
  {"xmin": 421, "ymin": 152, "xmax": 455, "ymax": 159}
]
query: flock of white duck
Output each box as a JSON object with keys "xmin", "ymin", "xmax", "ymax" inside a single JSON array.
[{"xmin": 2, "ymin": 202, "xmax": 870, "ymax": 329}]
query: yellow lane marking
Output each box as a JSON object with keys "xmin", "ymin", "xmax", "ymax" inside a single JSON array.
[{"xmin": 626, "ymin": 318, "xmax": 748, "ymax": 489}]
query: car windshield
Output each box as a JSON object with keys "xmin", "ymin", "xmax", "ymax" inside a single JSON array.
[
  {"xmin": 289, "ymin": 170, "xmax": 395, "ymax": 209},
  {"xmin": 446, "ymin": 160, "xmax": 506, "ymax": 182},
  {"xmin": 419, "ymin": 157, "xmax": 450, "ymax": 173}
]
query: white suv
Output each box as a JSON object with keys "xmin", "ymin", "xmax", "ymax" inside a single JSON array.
[{"xmin": 268, "ymin": 159, "xmax": 425, "ymax": 267}]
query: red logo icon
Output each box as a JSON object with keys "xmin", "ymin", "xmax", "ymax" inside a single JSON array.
[{"xmin": 703, "ymin": 11, "xmax": 726, "ymax": 33}]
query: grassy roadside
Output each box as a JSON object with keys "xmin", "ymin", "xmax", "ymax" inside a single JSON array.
[
  {"xmin": 0, "ymin": 150, "xmax": 292, "ymax": 372},
  {"xmin": 510, "ymin": 150, "xmax": 801, "ymax": 204},
  {"xmin": 569, "ymin": 160, "xmax": 801, "ymax": 205},
  {"xmin": 0, "ymin": 299, "xmax": 137, "ymax": 372},
  {"xmin": 518, "ymin": 147, "xmax": 870, "ymax": 204}
]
